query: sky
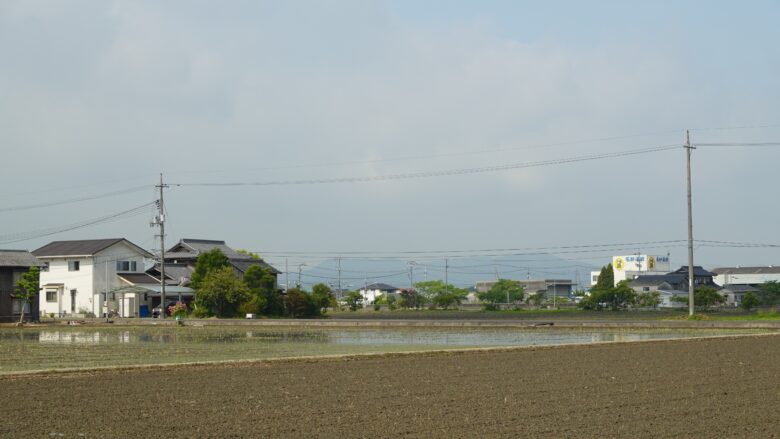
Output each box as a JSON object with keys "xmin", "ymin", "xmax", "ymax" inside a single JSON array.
[{"xmin": 1, "ymin": 0, "xmax": 779, "ymax": 281}]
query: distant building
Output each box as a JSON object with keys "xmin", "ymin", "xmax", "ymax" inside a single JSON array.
[
  {"xmin": 629, "ymin": 266, "xmax": 719, "ymax": 308},
  {"xmin": 711, "ymin": 266, "xmax": 780, "ymax": 287},
  {"xmin": 591, "ymin": 254, "xmax": 672, "ymax": 287},
  {"xmin": 0, "ymin": 250, "xmax": 42, "ymax": 322},
  {"xmin": 359, "ymin": 283, "xmax": 400, "ymax": 304},
  {"xmin": 475, "ymin": 279, "xmax": 574, "ymax": 300},
  {"xmin": 719, "ymin": 284, "xmax": 760, "ymax": 307}
]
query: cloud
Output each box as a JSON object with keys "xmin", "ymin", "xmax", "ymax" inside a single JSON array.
[{"xmin": 0, "ymin": 2, "xmax": 778, "ymax": 267}]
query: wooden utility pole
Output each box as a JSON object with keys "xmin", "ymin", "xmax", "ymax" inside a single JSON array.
[{"xmin": 685, "ymin": 131, "xmax": 696, "ymax": 316}]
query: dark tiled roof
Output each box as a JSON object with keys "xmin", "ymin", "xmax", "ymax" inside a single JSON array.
[
  {"xmin": 711, "ymin": 266, "xmax": 780, "ymax": 275},
  {"xmin": 669, "ymin": 266, "xmax": 716, "ymax": 277},
  {"xmin": 163, "ymin": 238, "xmax": 280, "ymax": 274},
  {"xmin": 231, "ymin": 259, "xmax": 282, "ymax": 275},
  {"xmin": 720, "ymin": 284, "xmax": 759, "ymax": 293},
  {"xmin": 631, "ymin": 274, "xmax": 685, "ymax": 287},
  {"xmin": 167, "ymin": 238, "xmax": 248, "ymax": 260},
  {"xmin": 33, "ymin": 238, "xmax": 152, "ymax": 258},
  {"xmin": 0, "ymin": 250, "xmax": 41, "ymax": 267},
  {"xmin": 365, "ymin": 283, "xmax": 398, "ymax": 291}
]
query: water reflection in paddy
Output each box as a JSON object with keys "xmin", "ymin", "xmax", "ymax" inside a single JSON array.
[
  {"xmin": 4, "ymin": 327, "xmax": 760, "ymax": 346},
  {"xmin": 0, "ymin": 326, "xmax": 769, "ymax": 374}
]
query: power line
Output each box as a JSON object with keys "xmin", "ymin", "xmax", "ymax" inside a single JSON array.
[
  {"xmin": 690, "ymin": 123, "xmax": 780, "ymax": 132},
  {"xmin": 0, "ymin": 186, "xmax": 149, "ymax": 213},
  {"xmin": 161, "ymin": 129, "xmax": 685, "ymax": 176},
  {"xmin": 257, "ymin": 239, "xmax": 688, "ymax": 256},
  {"xmin": 171, "ymin": 144, "xmax": 680, "ymax": 187},
  {"xmin": 0, "ymin": 202, "xmax": 156, "ymax": 245},
  {"xmin": 694, "ymin": 142, "xmax": 780, "ymax": 147}
]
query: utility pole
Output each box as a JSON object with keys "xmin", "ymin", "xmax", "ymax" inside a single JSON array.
[
  {"xmin": 337, "ymin": 257, "xmax": 342, "ymax": 299},
  {"xmin": 685, "ymin": 130, "xmax": 696, "ymax": 316},
  {"xmin": 297, "ymin": 263, "xmax": 306, "ymax": 288},
  {"xmin": 408, "ymin": 261, "xmax": 415, "ymax": 291},
  {"xmin": 152, "ymin": 173, "xmax": 168, "ymax": 319},
  {"xmin": 444, "ymin": 259, "xmax": 448, "ymax": 297},
  {"xmin": 285, "ymin": 258, "xmax": 289, "ymax": 293}
]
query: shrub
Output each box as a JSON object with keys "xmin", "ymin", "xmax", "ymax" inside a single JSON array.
[
  {"xmin": 387, "ymin": 295, "xmax": 397, "ymax": 311},
  {"xmin": 284, "ymin": 288, "xmax": 315, "ymax": 318},
  {"xmin": 741, "ymin": 292, "xmax": 759, "ymax": 311}
]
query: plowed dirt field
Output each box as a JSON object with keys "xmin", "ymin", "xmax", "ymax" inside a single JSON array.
[{"xmin": 2, "ymin": 334, "xmax": 779, "ymax": 438}]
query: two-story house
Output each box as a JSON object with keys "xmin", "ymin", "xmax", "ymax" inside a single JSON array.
[
  {"xmin": 155, "ymin": 238, "xmax": 281, "ymax": 285},
  {"xmin": 34, "ymin": 238, "xmax": 152, "ymax": 318}
]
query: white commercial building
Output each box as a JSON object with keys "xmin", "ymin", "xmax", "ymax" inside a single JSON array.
[
  {"xmin": 711, "ymin": 266, "xmax": 780, "ymax": 287},
  {"xmin": 591, "ymin": 254, "xmax": 672, "ymax": 287}
]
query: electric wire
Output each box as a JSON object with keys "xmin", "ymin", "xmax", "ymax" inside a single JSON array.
[
  {"xmin": 171, "ymin": 144, "xmax": 681, "ymax": 187},
  {"xmin": 0, "ymin": 202, "xmax": 156, "ymax": 245},
  {"xmin": 0, "ymin": 186, "xmax": 149, "ymax": 213}
]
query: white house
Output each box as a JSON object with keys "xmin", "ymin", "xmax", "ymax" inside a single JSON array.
[
  {"xmin": 34, "ymin": 238, "xmax": 153, "ymax": 318},
  {"xmin": 359, "ymin": 283, "xmax": 400, "ymax": 305}
]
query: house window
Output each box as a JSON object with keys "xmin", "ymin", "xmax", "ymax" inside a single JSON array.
[
  {"xmin": 42, "ymin": 262, "xmax": 49, "ymax": 272},
  {"xmin": 115, "ymin": 261, "xmax": 137, "ymax": 272},
  {"xmin": 68, "ymin": 260, "xmax": 80, "ymax": 271},
  {"xmin": 12, "ymin": 300, "xmax": 29, "ymax": 314},
  {"xmin": 643, "ymin": 287, "xmax": 650, "ymax": 292},
  {"xmin": 46, "ymin": 290, "xmax": 57, "ymax": 302}
]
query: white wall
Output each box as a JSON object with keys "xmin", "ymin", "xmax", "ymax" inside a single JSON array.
[
  {"xmin": 38, "ymin": 241, "xmax": 147, "ymax": 317},
  {"xmin": 39, "ymin": 258, "xmax": 94, "ymax": 316},
  {"xmin": 92, "ymin": 242, "xmax": 146, "ymax": 315},
  {"xmin": 359, "ymin": 289, "xmax": 399, "ymax": 305},
  {"xmin": 714, "ymin": 272, "xmax": 780, "ymax": 287}
]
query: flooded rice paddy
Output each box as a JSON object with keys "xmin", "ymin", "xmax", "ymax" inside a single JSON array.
[{"xmin": 0, "ymin": 326, "xmax": 768, "ymax": 374}]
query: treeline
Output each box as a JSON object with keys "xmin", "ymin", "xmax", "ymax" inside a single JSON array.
[{"xmin": 190, "ymin": 249, "xmax": 335, "ymax": 318}]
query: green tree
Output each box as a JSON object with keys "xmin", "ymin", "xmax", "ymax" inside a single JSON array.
[
  {"xmin": 399, "ymin": 289, "xmax": 426, "ymax": 309},
  {"xmin": 757, "ymin": 281, "xmax": 780, "ymax": 306},
  {"xmin": 527, "ymin": 292, "xmax": 546, "ymax": 307},
  {"xmin": 694, "ymin": 286, "xmax": 724, "ymax": 309},
  {"xmin": 344, "ymin": 290, "xmax": 364, "ymax": 311},
  {"xmin": 602, "ymin": 280, "xmax": 637, "ymax": 311},
  {"xmin": 593, "ymin": 264, "xmax": 614, "ymax": 292},
  {"xmin": 14, "ymin": 266, "xmax": 40, "ymax": 324},
  {"xmin": 284, "ymin": 288, "xmax": 317, "ymax": 317},
  {"xmin": 386, "ymin": 294, "xmax": 398, "ymax": 310},
  {"xmin": 477, "ymin": 279, "xmax": 524, "ymax": 310},
  {"xmin": 311, "ymin": 283, "xmax": 336, "ymax": 314},
  {"xmin": 741, "ymin": 292, "xmax": 759, "ymax": 311},
  {"xmin": 579, "ymin": 264, "xmax": 620, "ymax": 311},
  {"xmin": 236, "ymin": 249, "xmax": 262, "ymax": 260},
  {"xmin": 415, "ymin": 280, "xmax": 468, "ymax": 309},
  {"xmin": 581, "ymin": 280, "xmax": 636, "ymax": 311},
  {"xmin": 244, "ymin": 265, "xmax": 282, "ymax": 315},
  {"xmin": 193, "ymin": 266, "xmax": 251, "ymax": 317},
  {"xmin": 636, "ymin": 291, "xmax": 662, "ymax": 309},
  {"xmin": 190, "ymin": 248, "xmax": 231, "ymax": 289}
]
